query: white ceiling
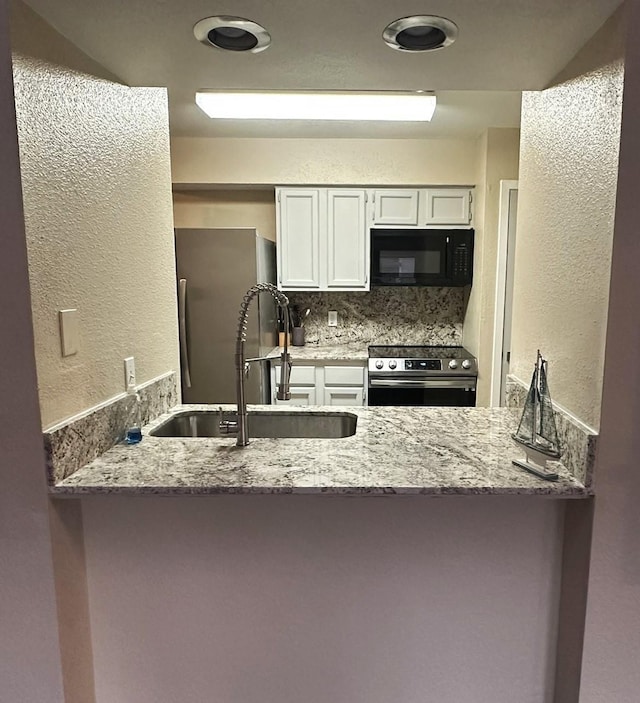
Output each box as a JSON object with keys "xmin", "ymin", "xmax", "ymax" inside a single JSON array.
[{"xmin": 22, "ymin": 0, "xmax": 621, "ymax": 139}]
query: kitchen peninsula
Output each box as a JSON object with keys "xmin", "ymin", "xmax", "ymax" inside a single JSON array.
[{"xmin": 50, "ymin": 403, "xmax": 589, "ymax": 497}]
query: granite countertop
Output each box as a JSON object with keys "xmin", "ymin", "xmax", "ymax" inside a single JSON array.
[
  {"xmin": 267, "ymin": 344, "xmax": 368, "ymax": 361},
  {"xmin": 51, "ymin": 404, "xmax": 588, "ymax": 497}
]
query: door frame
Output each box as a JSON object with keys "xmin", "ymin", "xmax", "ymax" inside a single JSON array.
[{"xmin": 490, "ymin": 180, "xmax": 519, "ymax": 406}]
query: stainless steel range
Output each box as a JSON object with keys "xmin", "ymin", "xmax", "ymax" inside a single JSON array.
[{"xmin": 367, "ymin": 345, "xmax": 478, "ymax": 407}]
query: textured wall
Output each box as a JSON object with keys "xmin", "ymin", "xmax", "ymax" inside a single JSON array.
[
  {"xmin": 0, "ymin": 0, "xmax": 64, "ymax": 698},
  {"xmin": 511, "ymin": 13, "xmax": 624, "ymax": 430},
  {"xmin": 579, "ymin": 2, "xmax": 640, "ymax": 698},
  {"xmin": 171, "ymin": 137, "xmax": 477, "ymax": 186},
  {"xmin": 12, "ymin": 31, "xmax": 179, "ymax": 427},
  {"xmin": 463, "ymin": 129, "xmax": 520, "ymax": 406},
  {"xmin": 172, "ymin": 190, "xmax": 277, "ymax": 241}
]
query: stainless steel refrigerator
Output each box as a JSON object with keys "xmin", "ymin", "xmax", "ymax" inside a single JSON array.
[{"xmin": 175, "ymin": 228, "xmax": 277, "ymax": 404}]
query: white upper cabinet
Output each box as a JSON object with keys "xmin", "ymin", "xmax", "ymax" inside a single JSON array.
[
  {"xmin": 370, "ymin": 188, "xmax": 473, "ymax": 227},
  {"xmin": 277, "ymin": 189, "xmax": 321, "ymax": 289},
  {"xmin": 276, "ymin": 186, "xmax": 474, "ymax": 291},
  {"xmin": 277, "ymin": 187, "xmax": 369, "ymax": 291},
  {"xmin": 425, "ymin": 189, "xmax": 472, "ymax": 226},
  {"xmin": 372, "ymin": 189, "xmax": 419, "ymax": 226},
  {"xmin": 326, "ymin": 189, "xmax": 368, "ymax": 288},
  {"xmin": 323, "ymin": 387, "xmax": 365, "ymax": 406}
]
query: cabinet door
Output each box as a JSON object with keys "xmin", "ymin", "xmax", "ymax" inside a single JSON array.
[
  {"xmin": 372, "ymin": 190, "xmax": 420, "ymax": 225},
  {"xmin": 425, "ymin": 189, "xmax": 472, "ymax": 225},
  {"xmin": 273, "ymin": 364, "xmax": 317, "ymax": 386},
  {"xmin": 323, "ymin": 387, "xmax": 364, "ymax": 406},
  {"xmin": 323, "ymin": 365, "xmax": 365, "ymax": 386},
  {"xmin": 277, "ymin": 189, "xmax": 321, "ymax": 289},
  {"xmin": 274, "ymin": 387, "xmax": 317, "ymax": 405},
  {"xmin": 326, "ymin": 189, "xmax": 368, "ymax": 289}
]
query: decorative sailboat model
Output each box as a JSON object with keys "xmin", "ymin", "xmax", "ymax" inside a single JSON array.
[{"xmin": 512, "ymin": 350, "xmax": 562, "ymax": 481}]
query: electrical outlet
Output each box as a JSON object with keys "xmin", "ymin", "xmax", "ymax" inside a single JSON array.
[
  {"xmin": 59, "ymin": 309, "xmax": 79, "ymax": 357},
  {"xmin": 124, "ymin": 357, "xmax": 136, "ymax": 392},
  {"xmin": 328, "ymin": 310, "xmax": 338, "ymax": 327}
]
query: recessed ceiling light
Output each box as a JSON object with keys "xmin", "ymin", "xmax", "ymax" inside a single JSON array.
[
  {"xmin": 383, "ymin": 16, "xmax": 458, "ymax": 52},
  {"xmin": 195, "ymin": 91, "xmax": 437, "ymax": 122},
  {"xmin": 193, "ymin": 16, "xmax": 271, "ymax": 53}
]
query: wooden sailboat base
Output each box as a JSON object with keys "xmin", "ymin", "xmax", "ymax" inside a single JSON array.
[
  {"xmin": 512, "ymin": 458, "xmax": 559, "ymax": 482},
  {"xmin": 512, "ymin": 443, "xmax": 560, "ymax": 481}
]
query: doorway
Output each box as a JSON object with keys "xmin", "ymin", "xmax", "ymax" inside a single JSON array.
[{"xmin": 491, "ymin": 180, "xmax": 519, "ymax": 406}]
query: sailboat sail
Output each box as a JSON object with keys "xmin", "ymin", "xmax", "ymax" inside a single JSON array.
[{"xmin": 513, "ymin": 351, "xmax": 561, "ymax": 459}]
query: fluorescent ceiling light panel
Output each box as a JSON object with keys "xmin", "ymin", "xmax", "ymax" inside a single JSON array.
[{"xmin": 195, "ymin": 91, "xmax": 436, "ymax": 121}]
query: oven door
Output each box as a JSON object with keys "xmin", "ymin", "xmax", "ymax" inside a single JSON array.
[
  {"xmin": 370, "ymin": 230, "xmax": 448, "ymax": 286},
  {"xmin": 368, "ymin": 376, "xmax": 477, "ymax": 407}
]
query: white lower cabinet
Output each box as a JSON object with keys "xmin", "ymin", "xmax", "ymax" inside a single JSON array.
[
  {"xmin": 323, "ymin": 387, "xmax": 364, "ymax": 406},
  {"xmin": 275, "ymin": 387, "xmax": 316, "ymax": 406},
  {"xmin": 271, "ymin": 361, "xmax": 367, "ymax": 406}
]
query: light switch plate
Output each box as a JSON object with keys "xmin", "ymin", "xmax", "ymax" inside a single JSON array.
[
  {"xmin": 328, "ymin": 310, "xmax": 338, "ymax": 327},
  {"xmin": 59, "ymin": 309, "xmax": 78, "ymax": 357}
]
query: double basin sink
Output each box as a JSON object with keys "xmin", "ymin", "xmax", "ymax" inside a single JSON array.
[{"xmin": 151, "ymin": 409, "xmax": 358, "ymax": 439}]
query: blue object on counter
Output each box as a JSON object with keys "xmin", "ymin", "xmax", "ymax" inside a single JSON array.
[{"xmin": 125, "ymin": 427, "xmax": 143, "ymax": 444}]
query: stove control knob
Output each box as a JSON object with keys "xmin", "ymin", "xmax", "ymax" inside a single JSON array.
[
  {"xmin": 375, "ymin": 360, "xmax": 384, "ymax": 369},
  {"xmin": 388, "ymin": 360, "xmax": 397, "ymax": 369},
  {"xmin": 449, "ymin": 360, "xmax": 459, "ymax": 370},
  {"xmin": 462, "ymin": 359, "xmax": 472, "ymax": 370}
]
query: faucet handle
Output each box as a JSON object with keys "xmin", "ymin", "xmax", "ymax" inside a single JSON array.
[{"xmin": 276, "ymin": 351, "xmax": 292, "ymax": 401}]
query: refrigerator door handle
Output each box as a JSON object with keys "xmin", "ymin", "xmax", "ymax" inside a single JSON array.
[{"xmin": 178, "ymin": 278, "xmax": 192, "ymax": 388}]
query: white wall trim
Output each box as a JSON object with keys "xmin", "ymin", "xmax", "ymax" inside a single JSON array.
[
  {"xmin": 43, "ymin": 370, "xmax": 176, "ymax": 433},
  {"xmin": 508, "ymin": 374, "xmax": 598, "ymax": 436}
]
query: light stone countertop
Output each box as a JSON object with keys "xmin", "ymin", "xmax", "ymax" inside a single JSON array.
[
  {"xmin": 51, "ymin": 404, "xmax": 589, "ymax": 497},
  {"xmin": 266, "ymin": 344, "xmax": 368, "ymax": 362}
]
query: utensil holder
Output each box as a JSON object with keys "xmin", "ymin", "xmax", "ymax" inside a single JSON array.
[{"xmin": 292, "ymin": 327, "xmax": 305, "ymax": 346}]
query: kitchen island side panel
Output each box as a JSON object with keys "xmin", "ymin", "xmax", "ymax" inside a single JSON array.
[{"xmin": 82, "ymin": 495, "xmax": 563, "ymax": 703}]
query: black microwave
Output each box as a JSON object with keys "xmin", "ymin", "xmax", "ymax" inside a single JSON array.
[{"xmin": 370, "ymin": 228, "xmax": 474, "ymax": 287}]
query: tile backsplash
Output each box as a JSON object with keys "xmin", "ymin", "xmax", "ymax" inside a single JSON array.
[
  {"xmin": 44, "ymin": 371, "xmax": 178, "ymax": 484},
  {"xmin": 288, "ymin": 287, "xmax": 465, "ymax": 346}
]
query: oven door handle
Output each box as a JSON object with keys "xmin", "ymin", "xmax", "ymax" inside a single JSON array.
[{"xmin": 368, "ymin": 377, "xmax": 476, "ymax": 390}]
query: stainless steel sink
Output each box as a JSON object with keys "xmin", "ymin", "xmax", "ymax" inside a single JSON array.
[{"xmin": 150, "ymin": 410, "xmax": 358, "ymax": 439}]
